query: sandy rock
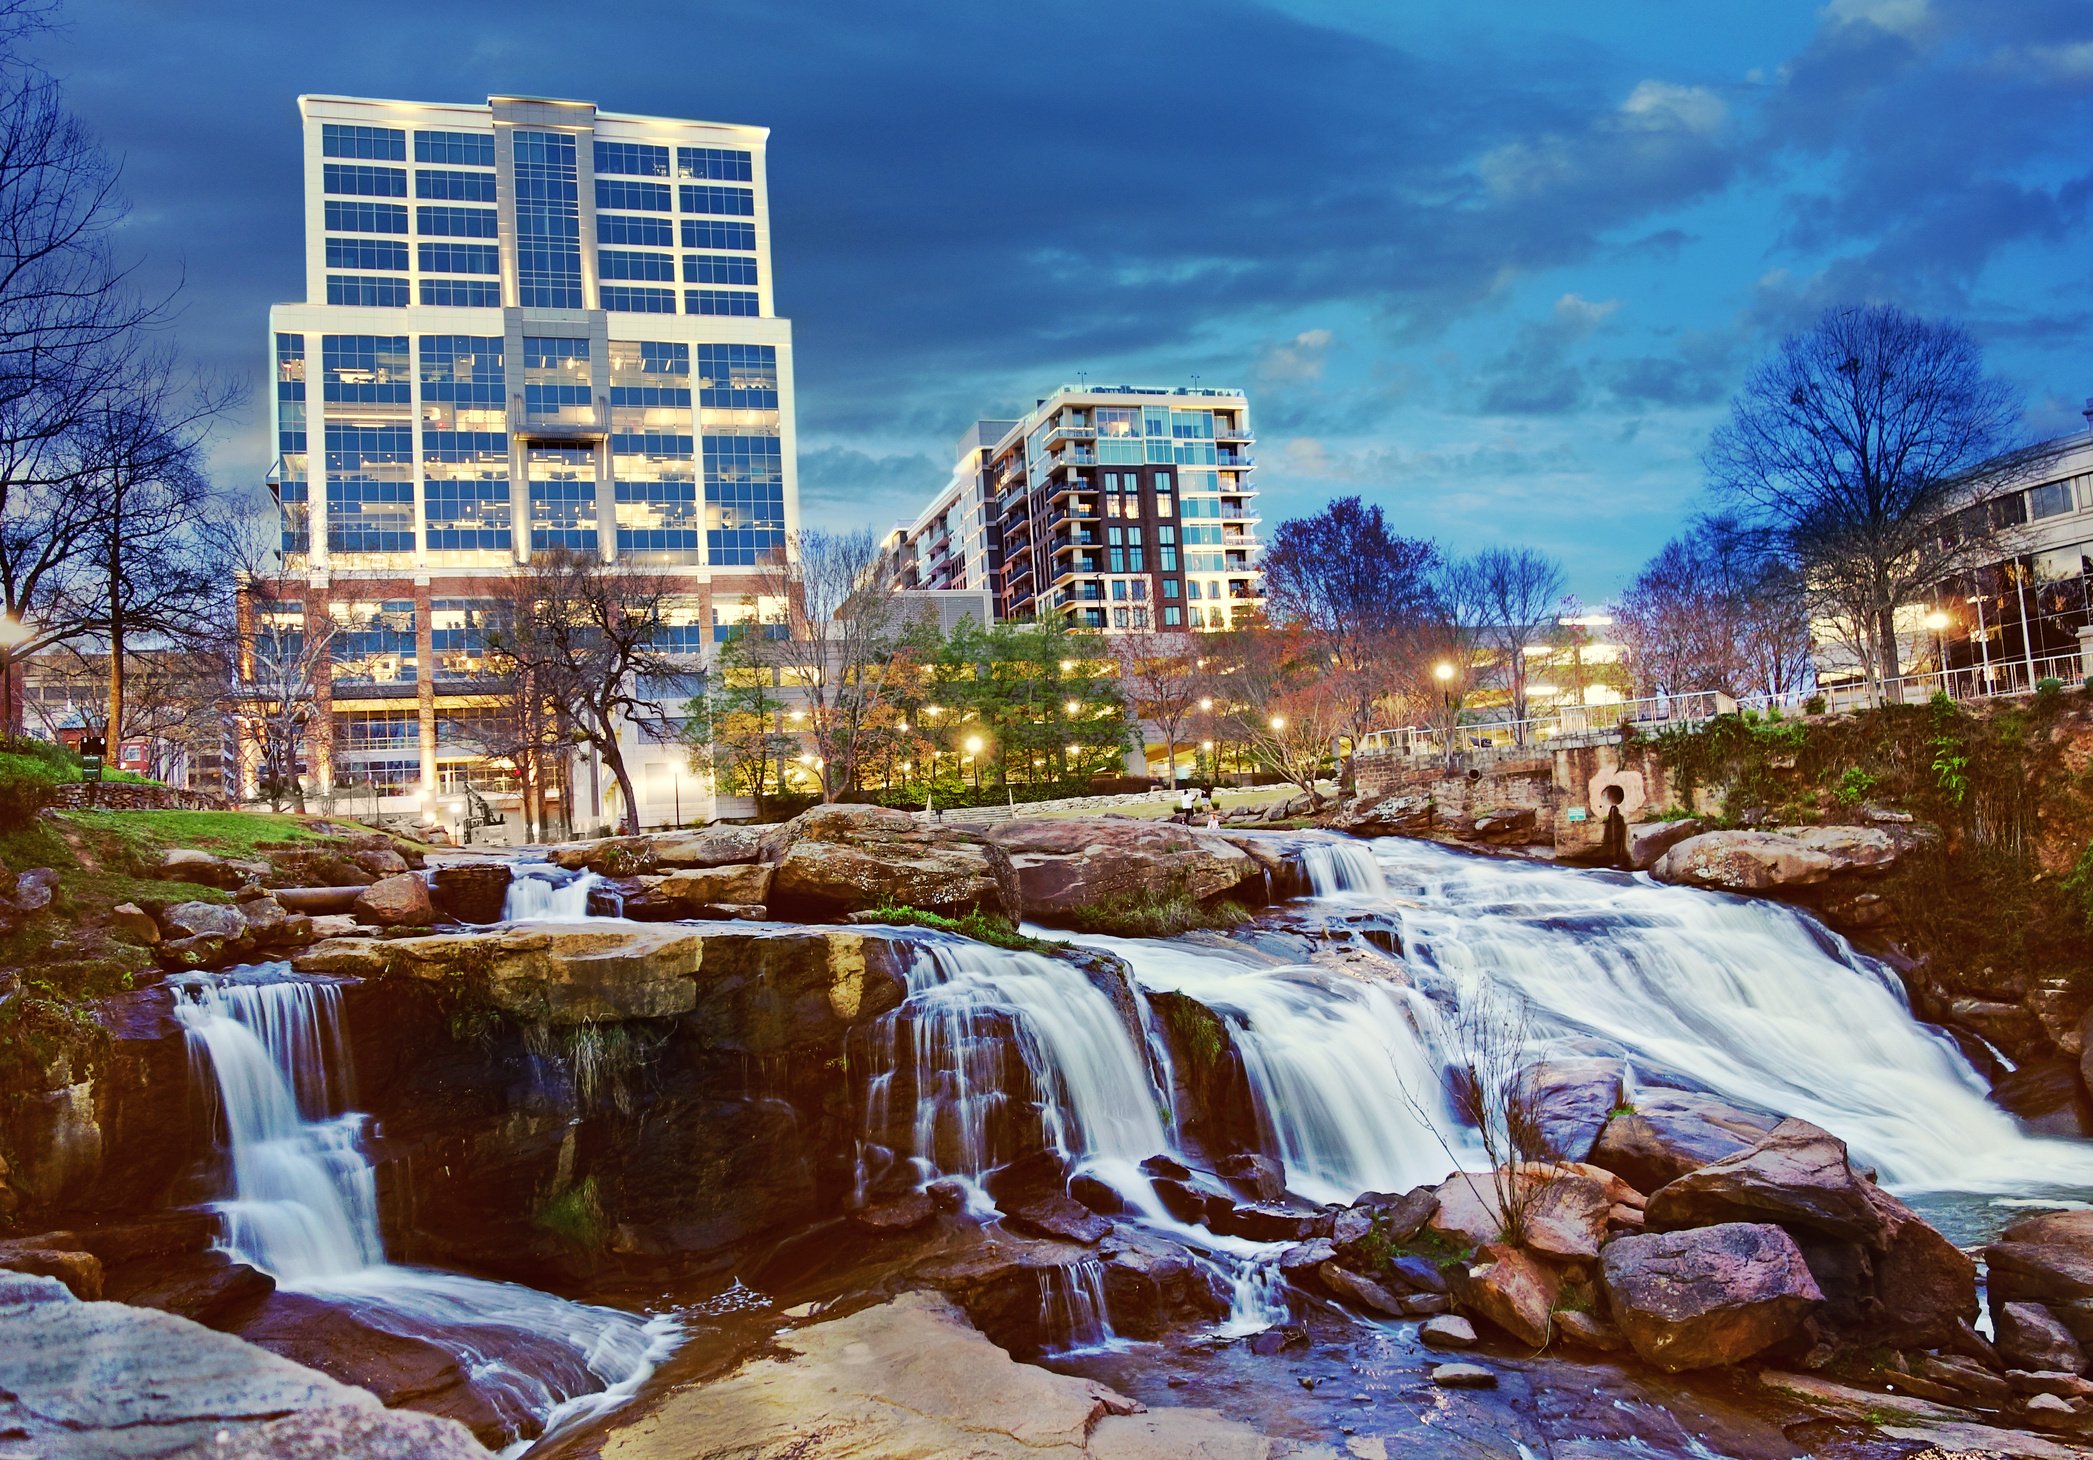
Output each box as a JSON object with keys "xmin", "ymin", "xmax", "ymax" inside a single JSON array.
[
  {"xmin": 769, "ymin": 805, "xmax": 1016, "ymax": 920},
  {"xmin": 157, "ymin": 847, "xmax": 269, "ymax": 890},
  {"xmin": 109, "ymin": 901, "xmax": 160, "ymax": 945},
  {"xmin": 1602, "ymin": 1222, "xmax": 1823, "ymax": 1371},
  {"xmin": 984, "ymin": 817, "xmax": 1262, "ymax": 921},
  {"xmin": 1555, "ymin": 1308, "xmax": 1626, "ymax": 1351},
  {"xmin": 1430, "ymin": 1362, "xmax": 1497, "ymax": 1389},
  {"xmin": 351, "ymin": 848, "xmax": 411, "ymax": 878},
  {"xmin": 168, "ymin": 1402, "xmax": 489, "ymax": 1459},
  {"xmin": 651, "ymin": 863, "xmax": 775, "ymax": 913},
  {"xmin": 1451, "ymin": 1242, "xmax": 1559, "ymax": 1349},
  {"xmin": 351, "ymin": 873, "xmax": 435, "ymax": 928},
  {"xmin": 1776, "ymin": 823, "xmax": 1928, "ymax": 874},
  {"xmin": 1590, "ymin": 1090, "xmax": 1782, "ymax": 1195},
  {"xmin": 1419, "ymin": 1314, "xmax": 1476, "ymax": 1348},
  {"xmin": 1523, "ymin": 1173, "xmax": 1613, "ymax": 1261},
  {"xmin": 1644, "ymin": 1118, "xmax": 1885, "ymax": 1246},
  {"xmin": 1650, "ymin": 831, "xmax": 1836, "ymax": 892},
  {"xmin": 2000, "ymin": 1302, "xmax": 2087, "ymax": 1375},
  {"xmin": 0, "ymin": 1244, "xmax": 101, "ymax": 1298},
  {"xmin": 159, "ymin": 900, "xmax": 247, "ymax": 941},
  {"xmin": 1429, "ymin": 1172, "xmax": 1512, "ymax": 1247}
]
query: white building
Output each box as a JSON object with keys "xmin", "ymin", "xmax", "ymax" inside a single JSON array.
[{"xmin": 255, "ymin": 94, "xmax": 800, "ymax": 837}]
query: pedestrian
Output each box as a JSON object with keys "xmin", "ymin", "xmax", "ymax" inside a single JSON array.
[{"xmin": 1177, "ymin": 785, "xmax": 1196, "ymax": 825}]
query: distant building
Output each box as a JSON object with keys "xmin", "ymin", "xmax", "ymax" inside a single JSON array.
[
  {"xmin": 891, "ymin": 385, "xmax": 1263, "ymax": 632},
  {"xmin": 249, "ymin": 93, "xmax": 801, "ymax": 836}
]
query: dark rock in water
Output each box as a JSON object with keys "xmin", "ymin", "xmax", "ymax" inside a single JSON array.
[
  {"xmin": 1591, "ymin": 1089, "xmax": 1782, "ymax": 1193},
  {"xmin": 1991, "ymin": 1060, "xmax": 2093, "ymax": 1138},
  {"xmin": 1215, "ymin": 1152, "xmax": 1287, "ymax": 1203},
  {"xmin": 1095, "ymin": 1227, "xmax": 1230, "ymax": 1338},
  {"xmin": 1278, "ymin": 1239, "xmax": 1335, "ymax": 1284},
  {"xmin": 1998, "ymin": 1301, "xmax": 2086, "ymax": 1375},
  {"xmin": 1387, "ymin": 1253, "xmax": 1449, "ymax": 1295},
  {"xmin": 1139, "ymin": 1153, "xmax": 1191, "ymax": 1181},
  {"xmin": 1860, "ymin": 1180, "xmax": 1978, "ymax": 1349},
  {"xmin": 1644, "ymin": 1119, "xmax": 1886, "ymax": 1247},
  {"xmin": 1144, "ymin": 991, "xmax": 1261, "ymax": 1155},
  {"xmin": 1517, "ymin": 1058, "xmax": 1626, "ymax": 1164},
  {"xmin": 105, "ymin": 1248, "xmax": 274, "ymax": 1328},
  {"xmin": 234, "ymin": 1291, "xmax": 515, "ymax": 1445},
  {"xmin": 1208, "ymin": 1202, "xmax": 1320, "ymax": 1243},
  {"xmin": 1988, "ymin": 1210, "xmax": 2093, "ymax": 1341},
  {"xmin": 1152, "ymin": 1175, "xmax": 1225, "ymax": 1226},
  {"xmin": 1004, "ymin": 1194, "xmax": 1111, "ymax": 1245},
  {"xmin": 852, "ymin": 1191, "xmax": 939, "ymax": 1234},
  {"xmin": 925, "ymin": 1179, "xmax": 970, "ymax": 1214},
  {"xmin": 1318, "ymin": 1261, "xmax": 1407, "ymax": 1317},
  {"xmin": 1247, "ymin": 1323, "xmax": 1306, "ymax": 1355},
  {"xmin": 1068, "ymin": 1172, "xmax": 1127, "ymax": 1216},
  {"xmin": 427, "ymin": 862, "xmax": 512, "ymax": 923},
  {"xmin": 1601, "ymin": 1222, "xmax": 1823, "ymax": 1372},
  {"xmin": 1330, "ymin": 1187, "xmax": 1439, "ymax": 1264}
]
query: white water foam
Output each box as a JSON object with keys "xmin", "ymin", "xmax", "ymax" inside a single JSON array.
[{"xmin": 503, "ymin": 867, "xmax": 611, "ymax": 921}]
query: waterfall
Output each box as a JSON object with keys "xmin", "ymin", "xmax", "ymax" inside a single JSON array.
[
  {"xmin": 1072, "ymin": 933, "xmax": 1474, "ymax": 1206},
  {"xmin": 1219, "ymin": 1252, "xmax": 1290, "ymax": 1336},
  {"xmin": 1359, "ymin": 837, "xmax": 2093, "ymax": 1196},
  {"xmin": 855, "ymin": 936, "xmax": 1172, "ymax": 1211},
  {"xmin": 1298, "ymin": 841, "xmax": 1389, "ymax": 898},
  {"xmin": 172, "ymin": 965, "xmax": 676, "ymax": 1451},
  {"xmin": 1036, "ymin": 1259, "xmax": 1118, "ymax": 1353},
  {"xmin": 504, "ymin": 866, "xmax": 609, "ymax": 921}
]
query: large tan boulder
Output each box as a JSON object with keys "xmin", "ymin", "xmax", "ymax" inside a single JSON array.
[
  {"xmin": 1601, "ymin": 1222, "xmax": 1823, "ymax": 1371},
  {"xmin": 1986, "ymin": 1210, "xmax": 2093, "ymax": 1329},
  {"xmin": 156, "ymin": 848, "xmax": 269, "ymax": 890},
  {"xmin": 1643, "ymin": 1118, "xmax": 1885, "ymax": 1246},
  {"xmin": 1626, "ymin": 819, "xmax": 1704, "ymax": 870},
  {"xmin": 1650, "ymin": 831, "xmax": 1836, "ymax": 892},
  {"xmin": 768, "ymin": 805, "xmax": 1016, "ymax": 920},
  {"xmin": 984, "ymin": 817, "xmax": 1262, "ymax": 922},
  {"xmin": 1775, "ymin": 823, "xmax": 1929, "ymax": 875},
  {"xmin": 654, "ymin": 863, "xmax": 774, "ymax": 911},
  {"xmin": 1451, "ymin": 1241, "xmax": 1559, "ymax": 1348},
  {"xmin": 350, "ymin": 873, "xmax": 435, "ymax": 928},
  {"xmin": 550, "ymin": 824, "xmax": 766, "ymax": 874},
  {"xmin": 1860, "ymin": 1180, "xmax": 1978, "ymax": 1348}
]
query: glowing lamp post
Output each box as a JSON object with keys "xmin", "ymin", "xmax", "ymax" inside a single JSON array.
[
  {"xmin": 1434, "ymin": 661, "xmax": 1457, "ymax": 769},
  {"xmin": 1924, "ymin": 609, "xmax": 1951, "ymax": 696},
  {"xmin": 963, "ymin": 733, "xmax": 984, "ymax": 791},
  {"xmin": 0, "ymin": 614, "xmax": 29, "ymax": 737}
]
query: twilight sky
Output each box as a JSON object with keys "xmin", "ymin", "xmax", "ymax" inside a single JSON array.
[{"xmin": 45, "ymin": 0, "xmax": 2093, "ymax": 601}]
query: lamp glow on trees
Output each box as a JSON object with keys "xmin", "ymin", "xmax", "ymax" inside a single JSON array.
[{"xmin": 1925, "ymin": 608, "xmax": 1952, "ymax": 693}]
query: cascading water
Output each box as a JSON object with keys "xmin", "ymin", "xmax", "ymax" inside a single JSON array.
[
  {"xmin": 856, "ymin": 935, "xmax": 1172, "ymax": 1212},
  {"xmin": 1073, "ymin": 932, "xmax": 1475, "ymax": 1206},
  {"xmin": 172, "ymin": 965, "xmax": 676, "ymax": 1452},
  {"xmin": 504, "ymin": 866, "xmax": 610, "ymax": 921},
  {"xmin": 1360, "ymin": 836, "xmax": 2093, "ymax": 1196},
  {"xmin": 1036, "ymin": 1259, "xmax": 1118, "ymax": 1353},
  {"xmin": 1298, "ymin": 841, "xmax": 1389, "ymax": 898}
]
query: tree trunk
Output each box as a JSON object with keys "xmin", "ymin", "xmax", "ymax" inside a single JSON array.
[
  {"xmin": 1876, "ymin": 607, "xmax": 1903, "ymax": 700},
  {"xmin": 602, "ymin": 735, "xmax": 641, "ymax": 834}
]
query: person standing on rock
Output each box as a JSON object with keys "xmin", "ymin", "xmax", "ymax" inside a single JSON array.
[
  {"xmin": 1177, "ymin": 786, "xmax": 1196, "ymax": 825},
  {"xmin": 1599, "ymin": 785, "xmax": 1629, "ymax": 869}
]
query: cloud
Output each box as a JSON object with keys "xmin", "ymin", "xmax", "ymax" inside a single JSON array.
[
  {"xmin": 1822, "ymin": 0, "xmax": 1931, "ymax": 40},
  {"xmin": 1257, "ymin": 329, "xmax": 1336, "ymax": 383}
]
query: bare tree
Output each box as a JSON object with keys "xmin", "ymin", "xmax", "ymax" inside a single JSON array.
[
  {"xmin": 1112, "ymin": 627, "xmax": 1201, "ymax": 789},
  {"xmin": 1616, "ymin": 516, "xmax": 1813, "ymax": 701},
  {"xmin": 226, "ymin": 580, "xmax": 336, "ymax": 813},
  {"xmin": 1204, "ymin": 622, "xmax": 1348, "ymax": 806},
  {"xmin": 1708, "ymin": 304, "xmax": 2025, "ymax": 701},
  {"xmin": 1471, "ymin": 546, "xmax": 1567, "ymax": 742},
  {"xmin": 735, "ymin": 528, "xmax": 917, "ymax": 802},
  {"xmin": 484, "ymin": 548, "xmax": 680, "ymax": 836}
]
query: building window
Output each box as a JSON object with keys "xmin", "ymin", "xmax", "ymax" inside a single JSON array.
[
  {"xmin": 415, "ymin": 169, "xmax": 498, "ymax": 201},
  {"xmin": 600, "ymin": 214, "xmax": 675, "ymax": 247},
  {"xmin": 528, "ymin": 445, "xmax": 598, "ymax": 552},
  {"xmin": 512, "ymin": 130, "xmax": 583, "ymax": 309},
  {"xmin": 325, "ymin": 238, "xmax": 407, "ymax": 271},
  {"xmin": 326, "ymin": 275, "xmax": 411, "ymax": 307},
  {"xmin": 275, "ymin": 334, "xmax": 308, "ymax": 557},
  {"xmin": 685, "ymin": 288, "xmax": 760, "ymax": 316},
  {"xmin": 415, "ymin": 130, "xmax": 495, "ymax": 167},
  {"xmin": 679, "ymin": 184, "xmax": 755, "ymax": 217},
  {"xmin": 594, "ymin": 140, "xmax": 669, "ymax": 177},
  {"xmin": 601, "ymin": 286, "xmax": 677, "ymax": 314},
  {"xmin": 323, "ymin": 163, "xmax": 406, "ymax": 198},
  {"xmin": 596, "ymin": 178, "xmax": 671, "ymax": 212},
  {"xmin": 695, "ymin": 344, "xmax": 777, "ymax": 407},
  {"xmin": 682, "ymin": 254, "xmax": 759, "ymax": 285},
  {"xmin": 322, "ymin": 124, "xmax": 405, "ymax": 161},
  {"xmin": 420, "ymin": 279, "xmax": 501, "ymax": 307},
  {"xmin": 324, "ymin": 200, "xmax": 407, "ymax": 234},
  {"xmin": 703, "ymin": 432, "xmax": 785, "ymax": 566},
  {"xmin": 1164, "ymin": 604, "xmax": 1182, "ymax": 626},
  {"xmin": 418, "ymin": 242, "xmax": 499, "ymax": 274},
  {"xmin": 321, "ymin": 336, "xmax": 411, "ymax": 404},
  {"xmin": 1160, "ymin": 546, "xmax": 1177, "ymax": 571},
  {"xmin": 682, "ymin": 219, "xmax": 756, "ymax": 251},
  {"xmin": 599, "ymin": 249, "xmax": 676, "ymax": 281},
  {"xmin": 523, "ymin": 336, "xmax": 592, "ymax": 422},
  {"xmin": 2030, "ymin": 480, "xmax": 2075, "ymax": 520},
  {"xmin": 677, "ymin": 146, "xmax": 753, "ymax": 181},
  {"xmin": 416, "ymin": 205, "xmax": 500, "ymax": 237},
  {"xmin": 1162, "ymin": 578, "xmax": 1179, "ymax": 597}
]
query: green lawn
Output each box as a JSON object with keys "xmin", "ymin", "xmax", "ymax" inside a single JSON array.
[{"xmin": 1028, "ymin": 783, "xmax": 1320, "ymax": 821}]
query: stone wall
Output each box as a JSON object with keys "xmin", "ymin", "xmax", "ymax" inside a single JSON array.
[{"xmin": 47, "ymin": 782, "xmax": 232, "ymax": 812}]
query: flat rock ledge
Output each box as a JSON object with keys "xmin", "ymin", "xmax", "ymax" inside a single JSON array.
[
  {"xmin": 595, "ymin": 1288, "xmax": 1327, "ymax": 1459},
  {"xmin": 0, "ymin": 1271, "xmax": 485, "ymax": 1459}
]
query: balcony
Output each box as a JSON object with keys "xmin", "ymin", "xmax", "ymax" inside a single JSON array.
[
  {"xmin": 1215, "ymin": 421, "xmax": 1254, "ymax": 442},
  {"xmin": 1048, "ymin": 502, "xmax": 1097, "ymax": 528},
  {"xmin": 1056, "ymin": 586, "xmax": 1104, "ymax": 605},
  {"xmin": 1047, "ymin": 477, "xmax": 1092, "ymax": 506},
  {"xmin": 1051, "ymin": 533, "xmax": 1097, "ymax": 555},
  {"xmin": 1042, "ymin": 448, "xmax": 1098, "ymax": 475},
  {"xmin": 1227, "ymin": 581, "xmax": 1261, "ymax": 600},
  {"xmin": 1043, "ymin": 420, "xmax": 1096, "ymax": 449},
  {"xmin": 1051, "ymin": 559, "xmax": 1101, "ymax": 586},
  {"xmin": 1216, "ymin": 452, "xmax": 1254, "ymax": 469},
  {"xmin": 1221, "ymin": 530, "xmax": 1257, "ymax": 545}
]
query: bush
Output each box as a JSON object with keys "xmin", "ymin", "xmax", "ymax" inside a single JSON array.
[
  {"xmin": 2038, "ymin": 677, "xmax": 2065, "ymax": 699},
  {"xmin": 1065, "ymin": 888, "xmax": 1252, "ymax": 938},
  {"xmin": 1832, "ymin": 766, "xmax": 1879, "ymax": 808},
  {"xmin": 867, "ymin": 900, "xmax": 1065, "ymax": 953},
  {"xmin": 1804, "ymin": 694, "xmax": 1827, "ymax": 716}
]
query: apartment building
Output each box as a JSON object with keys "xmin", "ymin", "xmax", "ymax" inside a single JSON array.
[
  {"xmin": 253, "ymin": 94, "xmax": 799, "ymax": 836},
  {"xmin": 892, "ymin": 385, "xmax": 1263, "ymax": 631}
]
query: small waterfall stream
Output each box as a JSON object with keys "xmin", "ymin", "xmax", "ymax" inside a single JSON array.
[
  {"xmin": 172, "ymin": 965, "xmax": 676, "ymax": 1452},
  {"xmin": 503, "ymin": 866, "xmax": 611, "ymax": 921}
]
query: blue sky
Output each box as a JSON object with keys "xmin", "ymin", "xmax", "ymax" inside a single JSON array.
[{"xmin": 46, "ymin": 0, "xmax": 2093, "ymax": 601}]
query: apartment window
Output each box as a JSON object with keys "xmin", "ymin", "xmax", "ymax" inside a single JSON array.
[
  {"xmin": 1156, "ymin": 494, "xmax": 1173, "ymax": 517},
  {"xmin": 677, "ymin": 146, "xmax": 753, "ymax": 181},
  {"xmin": 1129, "ymin": 548, "xmax": 1145, "ymax": 571},
  {"xmin": 1164, "ymin": 604, "xmax": 1182, "ymax": 626},
  {"xmin": 1107, "ymin": 527, "xmax": 1123, "ymax": 546},
  {"xmin": 415, "ymin": 130, "xmax": 495, "ymax": 167},
  {"xmin": 325, "ymin": 238, "xmax": 407, "ymax": 271},
  {"xmin": 594, "ymin": 140, "xmax": 669, "ymax": 177},
  {"xmin": 1112, "ymin": 608, "xmax": 1129, "ymax": 629},
  {"xmin": 682, "ymin": 254, "xmax": 759, "ymax": 285},
  {"xmin": 596, "ymin": 178, "xmax": 671, "ymax": 212},
  {"xmin": 682, "ymin": 219, "xmax": 756, "ymax": 251},
  {"xmin": 325, "ymin": 200, "xmax": 407, "ymax": 234},
  {"xmin": 685, "ymin": 288, "xmax": 759, "ymax": 316},
  {"xmin": 512, "ymin": 130, "xmax": 583, "ymax": 309},
  {"xmin": 324, "ymin": 164, "xmax": 405, "ymax": 198},
  {"xmin": 417, "ymin": 205, "xmax": 498, "ymax": 237},
  {"xmin": 1160, "ymin": 546, "xmax": 1178, "ymax": 571},
  {"xmin": 1109, "ymin": 548, "xmax": 1125, "ymax": 572},
  {"xmin": 680, "ymin": 184, "xmax": 755, "ymax": 216},
  {"xmin": 322, "ymin": 124, "xmax": 405, "ymax": 161},
  {"xmin": 416, "ymin": 169, "xmax": 498, "ymax": 201},
  {"xmin": 420, "ymin": 279, "xmax": 501, "ymax": 307},
  {"xmin": 326, "ymin": 275, "xmax": 410, "ymax": 307},
  {"xmin": 602, "ymin": 214, "xmax": 675, "ymax": 247},
  {"xmin": 1162, "ymin": 578, "xmax": 1179, "ymax": 597},
  {"xmin": 2030, "ymin": 480, "xmax": 2075, "ymax": 520},
  {"xmin": 418, "ymin": 242, "xmax": 499, "ymax": 274}
]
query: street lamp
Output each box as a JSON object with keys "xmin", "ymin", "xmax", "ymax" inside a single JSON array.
[
  {"xmin": 1924, "ymin": 609, "xmax": 1951, "ymax": 696},
  {"xmin": 1434, "ymin": 661, "xmax": 1457, "ymax": 769},
  {"xmin": 1065, "ymin": 699, "xmax": 1080, "ymax": 715},
  {"xmin": 963, "ymin": 733, "xmax": 984, "ymax": 790},
  {"xmin": 0, "ymin": 614, "xmax": 29, "ymax": 737}
]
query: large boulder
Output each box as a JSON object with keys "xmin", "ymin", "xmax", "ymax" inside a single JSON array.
[
  {"xmin": 0, "ymin": 1270, "xmax": 483, "ymax": 1458},
  {"xmin": 652, "ymin": 864, "xmax": 774, "ymax": 913},
  {"xmin": 1518, "ymin": 1058, "xmax": 1626, "ymax": 1163},
  {"xmin": 983, "ymin": 818, "xmax": 1263, "ymax": 922},
  {"xmin": 159, "ymin": 900, "xmax": 247, "ymax": 941},
  {"xmin": 1601, "ymin": 1222, "xmax": 1823, "ymax": 1371},
  {"xmin": 1643, "ymin": 1118, "xmax": 1885, "ymax": 1247},
  {"xmin": 1986, "ymin": 1210, "xmax": 2093, "ymax": 1342},
  {"xmin": 156, "ymin": 847, "xmax": 269, "ymax": 890},
  {"xmin": 1335, "ymin": 793, "xmax": 1432, "ymax": 837},
  {"xmin": 1775, "ymin": 824, "xmax": 1928, "ymax": 875},
  {"xmin": 767, "ymin": 805, "xmax": 1016, "ymax": 920},
  {"xmin": 1858, "ymin": 1180, "xmax": 1978, "ymax": 1349},
  {"xmin": 1627, "ymin": 819, "xmax": 1705, "ymax": 871},
  {"xmin": 350, "ymin": 873, "xmax": 435, "ymax": 929},
  {"xmin": 550, "ymin": 824, "xmax": 766, "ymax": 874},
  {"xmin": 1650, "ymin": 831, "xmax": 1837, "ymax": 892},
  {"xmin": 1999, "ymin": 1301, "xmax": 2087, "ymax": 1375},
  {"xmin": 1522, "ymin": 1172, "xmax": 1614, "ymax": 1261},
  {"xmin": 1590, "ymin": 1089, "xmax": 1782, "ymax": 1193},
  {"xmin": 1451, "ymin": 1242, "xmax": 1559, "ymax": 1348}
]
